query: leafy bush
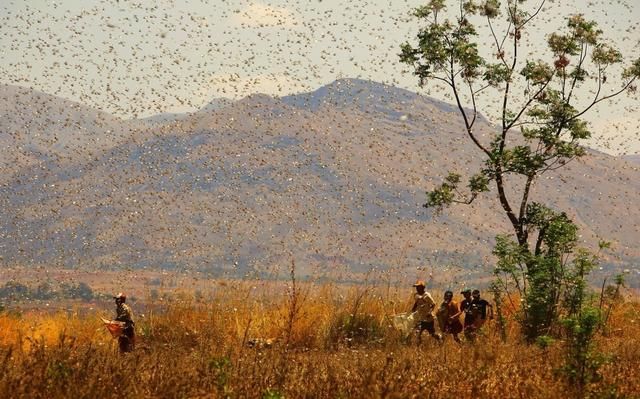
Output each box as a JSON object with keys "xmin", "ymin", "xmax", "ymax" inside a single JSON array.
[{"xmin": 561, "ymin": 307, "xmax": 606, "ymax": 395}]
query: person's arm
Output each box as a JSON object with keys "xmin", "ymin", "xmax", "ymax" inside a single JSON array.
[
  {"xmin": 487, "ymin": 302, "xmax": 494, "ymax": 319},
  {"xmin": 411, "ymin": 298, "xmax": 418, "ymax": 313},
  {"xmin": 451, "ymin": 302, "xmax": 463, "ymax": 320}
]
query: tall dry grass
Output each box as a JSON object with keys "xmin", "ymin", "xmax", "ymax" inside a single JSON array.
[{"xmin": 1, "ymin": 282, "xmax": 639, "ymax": 398}]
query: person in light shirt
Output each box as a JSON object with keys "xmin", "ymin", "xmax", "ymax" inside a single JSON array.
[{"xmin": 411, "ymin": 280, "xmax": 442, "ymax": 343}]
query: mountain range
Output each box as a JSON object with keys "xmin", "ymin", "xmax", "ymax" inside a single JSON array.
[{"xmin": 1, "ymin": 79, "xmax": 639, "ymax": 286}]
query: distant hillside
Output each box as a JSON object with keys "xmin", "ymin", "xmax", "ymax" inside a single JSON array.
[
  {"xmin": 624, "ymin": 154, "xmax": 640, "ymax": 164},
  {"xmin": 1, "ymin": 80, "xmax": 639, "ymax": 286},
  {"xmin": 0, "ymin": 84, "xmax": 144, "ymax": 183}
]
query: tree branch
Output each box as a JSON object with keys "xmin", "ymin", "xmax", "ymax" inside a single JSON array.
[
  {"xmin": 488, "ymin": 16, "xmax": 509, "ymax": 69},
  {"xmin": 430, "ymin": 75, "xmax": 454, "ymax": 87},
  {"xmin": 473, "ymin": 83, "xmax": 492, "ymax": 95},
  {"xmin": 505, "ymin": 74, "xmax": 554, "ymax": 131},
  {"xmin": 565, "ymin": 42, "xmax": 588, "ymax": 104},
  {"xmin": 500, "ymin": 12, "xmax": 513, "ymax": 51},
  {"xmin": 534, "ymin": 226, "xmax": 546, "ymax": 256},
  {"xmin": 522, "ymin": 0, "xmax": 547, "ymax": 28},
  {"xmin": 571, "ymin": 76, "xmax": 637, "ymax": 121},
  {"xmin": 452, "ymin": 194, "xmax": 479, "ymax": 205},
  {"xmin": 468, "ymin": 80, "xmax": 479, "ymax": 127},
  {"xmin": 518, "ymin": 174, "xmax": 535, "ymax": 243},
  {"xmin": 501, "ymin": 2, "xmax": 520, "ymax": 150},
  {"xmin": 495, "ymin": 167, "xmax": 523, "ymax": 244},
  {"xmin": 450, "ymin": 55, "xmax": 492, "ymax": 157}
]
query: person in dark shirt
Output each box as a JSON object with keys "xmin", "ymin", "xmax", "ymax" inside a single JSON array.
[
  {"xmin": 459, "ymin": 288, "xmax": 474, "ymax": 330},
  {"xmin": 465, "ymin": 289, "xmax": 493, "ymax": 340},
  {"xmin": 471, "ymin": 289, "xmax": 493, "ymax": 322}
]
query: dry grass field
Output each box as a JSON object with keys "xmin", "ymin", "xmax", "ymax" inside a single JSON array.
[{"xmin": 1, "ymin": 280, "xmax": 639, "ymax": 399}]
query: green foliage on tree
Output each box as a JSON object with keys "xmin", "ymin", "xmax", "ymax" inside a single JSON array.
[{"xmin": 400, "ymin": 0, "xmax": 639, "ymax": 341}]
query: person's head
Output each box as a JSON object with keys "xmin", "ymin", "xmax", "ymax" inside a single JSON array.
[
  {"xmin": 444, "ymin": 290, "xmax": 453, "ymax": 302},
  {"xmin": 461, "ymin": 288, "xmax": 471, "ymax": 299},
  {"xmin": 413, "ymin": 280, "xmax": 425, "ymax": 294},
  {"xmin": 114, "ymin": 292, "xmax": 126, "ymax": 304},
  {"xmin": 472, "ymin": 289, "xmax": 481, "ymax": 299}
]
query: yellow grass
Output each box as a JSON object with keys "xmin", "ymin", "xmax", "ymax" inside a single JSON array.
[{"xmin": 1, "ymin": 283, "xmax": 639, "ymax": 398}]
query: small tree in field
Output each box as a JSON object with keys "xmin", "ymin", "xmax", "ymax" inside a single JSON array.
[{"xmin": 400, "ymin": 0, "xmax": 640, "ymax": 341}]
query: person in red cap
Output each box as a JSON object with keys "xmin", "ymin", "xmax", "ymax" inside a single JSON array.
[
  {"xmin": 114, "ymin": 292, "xmax": 135, "ymax": 353},
  {"xmin": 411, "ymin": 280, "xmax": 442, "ymax": 343}
]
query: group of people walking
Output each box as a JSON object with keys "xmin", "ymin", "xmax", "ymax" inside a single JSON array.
[
  {"xmin": 412, "ymin": 281, "xmax": 493, "ymax": 343},
  {"xmin": 109, "ymin": 282, "xmax": 493, "ymax": 354}
]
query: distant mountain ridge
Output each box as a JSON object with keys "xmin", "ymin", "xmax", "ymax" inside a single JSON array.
[
  {"xmin": 281, "ymin": 78, "xmax": 457, "ymax": 115},
  {"xmin": 1, "ymin": 80, "xmax": 639, "ymax": 286}
]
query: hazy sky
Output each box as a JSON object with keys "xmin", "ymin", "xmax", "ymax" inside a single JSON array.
[{"xmin": 1, "ymin": 0, "xmax": 639, "ymax": 153}]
